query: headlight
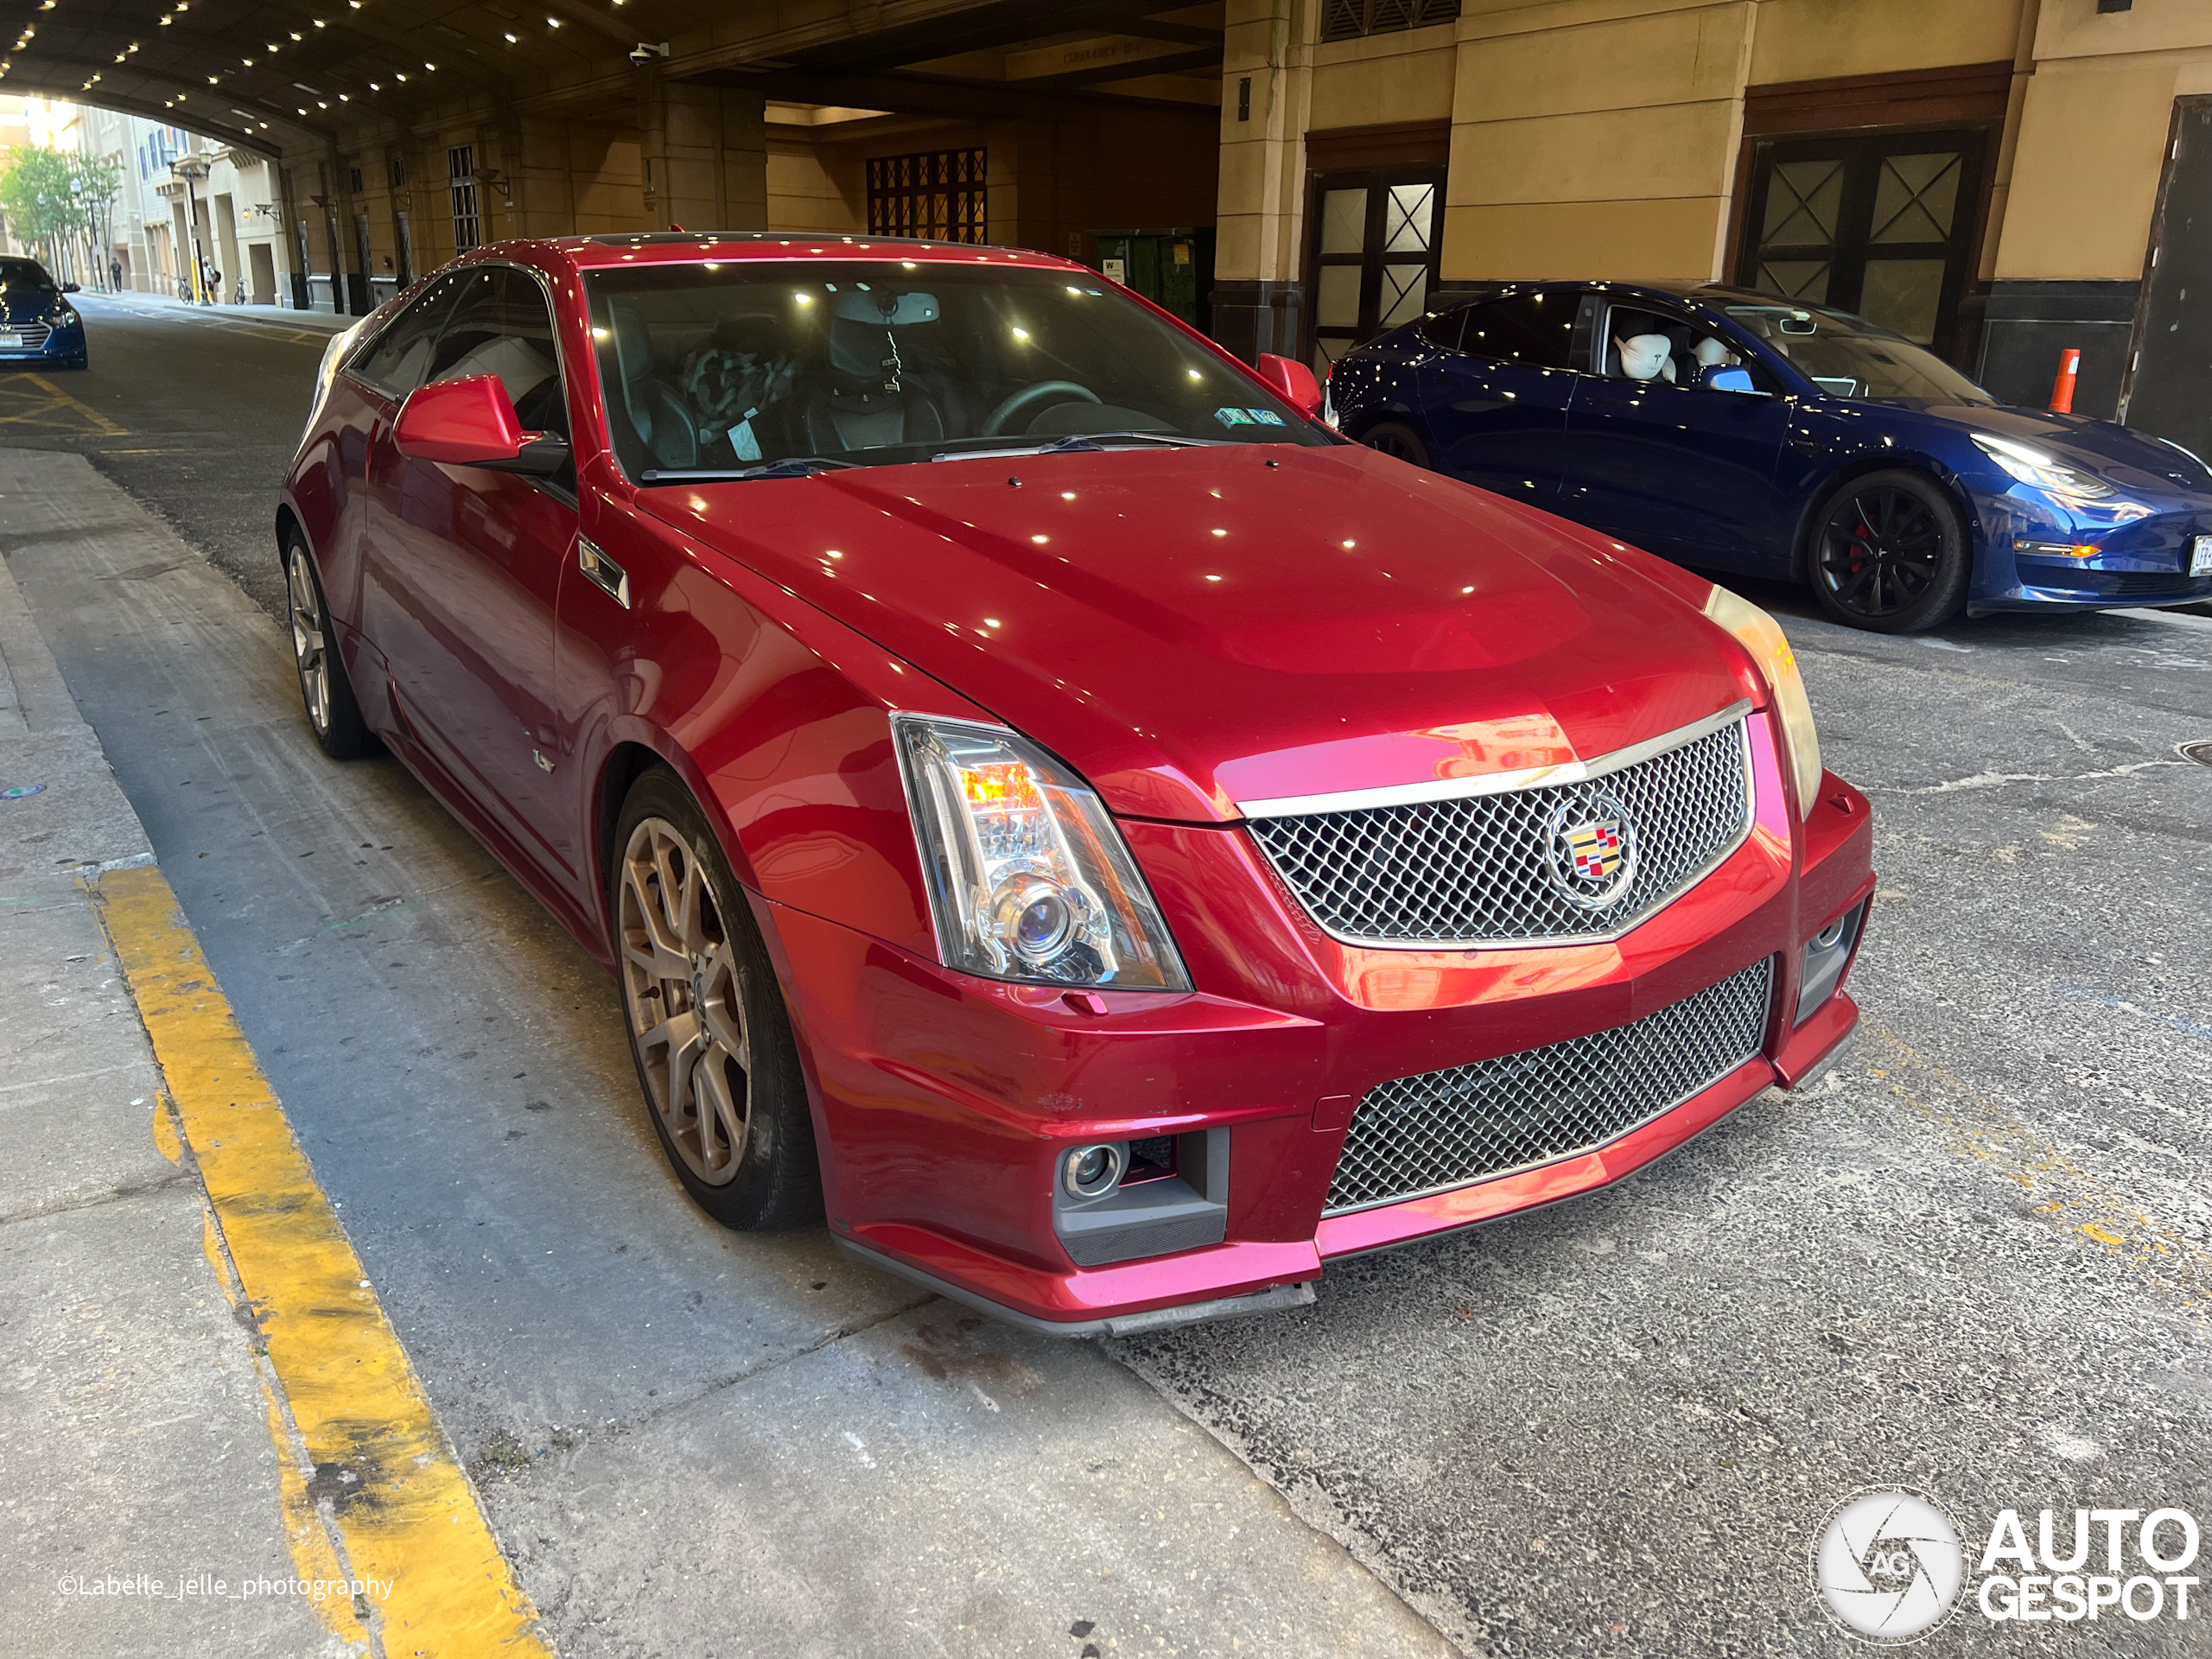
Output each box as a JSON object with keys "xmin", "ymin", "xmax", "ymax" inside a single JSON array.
[
  {"xmin": 892, "ymin": 714, "xmax": 1191, "ymax": 990},
  {"xmin": 298, "ymin": 318, "xmax": 366, "ymax": 451},
  {"xmin": 1972, "ymin": 432, "xmax": 2113, "ymax": 500},
  {"xmin": 1703, "ymin": 586, "xmax": 1822, "ymax": 814}
]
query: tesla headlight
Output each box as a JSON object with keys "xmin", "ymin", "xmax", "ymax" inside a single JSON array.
[
  {"xmin": 1703, "ymin": 585, "xmax": 1822, "ymax": 814},
  {"xmin": 1971, "ymin": 432, "xmax": 2113, "ymax": 500},
  {"xmin": 298, "ymin": 317, "xmax": 367, "ymax": 452},
  {"xmin": 892, "ymin": 714, "xmax": 1191, "ymax": 990}
]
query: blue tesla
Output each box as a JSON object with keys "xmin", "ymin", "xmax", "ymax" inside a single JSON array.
[
  {"xmin": 1328, "ymin": 281, "xmax": 2212, "ymax": 632},
  {"xmin": 0, "ymin": 257, "xmax": 87, "ymax": 372}
]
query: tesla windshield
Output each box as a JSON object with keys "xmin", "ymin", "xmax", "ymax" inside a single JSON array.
[
  {"xmin": 1723, "ymin": 303, "xmax": 1993, "ymax": 404},
  {"xmin": 585, "ymin": 261, "xmax": 1328, "ymax": 480}
]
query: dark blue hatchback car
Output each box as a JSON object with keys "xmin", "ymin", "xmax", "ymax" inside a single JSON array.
[
  {"xmin": 1330, "ymin": 280, "xmax": 2212, "ymax": 632},
  {"xmin": 0, "ymin": 257, "xmax": 87, "ymax": 373}
]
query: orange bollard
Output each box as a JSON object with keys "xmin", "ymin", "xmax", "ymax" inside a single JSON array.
[{"xmin": 2049, "ymin": 347, "xmax": 2080, "ymax": 414}]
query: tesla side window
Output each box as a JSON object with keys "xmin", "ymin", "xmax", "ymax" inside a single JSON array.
[
  {"xmin": 351, "ymin": 272, "xmax": 467, "ymax": 398},
  {"xmin": 1456, "ymin": 293, "xmax": 1574, "ymax": 370},
  {"xmin": 425, "ymin": 265, "xmax": 568, "ymax": 437},
  {"xmin": 1722, "ymin": 303, "xmax": 1993, "ymax": 404},
  {"xmin": 582, "ymin": 261, "xmax": 1333, "ymax": 480},
  {"xmin": 1414, "ymin": 307, "xmax": 1468, "ymax": 351}
]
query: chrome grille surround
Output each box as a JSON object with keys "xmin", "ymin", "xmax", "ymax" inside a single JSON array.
[
  {"xmin": 1325, "ymin": 957, "xmax": 1775, "ymax": 1215},
  {"xmin": 0, "ymin": 321, "xmax": 53, "ymax": 349},
  {"xmin": 1242, "ymin": 702, "xmax": 1754, "ymax": 949}
]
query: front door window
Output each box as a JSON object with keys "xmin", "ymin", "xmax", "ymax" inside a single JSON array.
[
  {"xmin": 1306, "ymin": 166, "xmax": 1445, "ymax": 376},
  {"xmin": 1738, "ymin": 131, "xmax": 1985, "ymax": 362}
]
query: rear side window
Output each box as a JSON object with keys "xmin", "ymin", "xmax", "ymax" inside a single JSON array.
[
  {"xmin": 1414, "ymin": 308, "xmax": 1466, "ymax": 351},
  {"xmin": 1458, "ymin": 293, "xmax": 1573, "ymax": 369},
  {"xmin": 352, "ymin": 273, "xmax": 464, "ymax": 397}
]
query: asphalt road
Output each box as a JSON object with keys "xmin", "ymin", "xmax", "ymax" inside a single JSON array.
[{"xmin": 11, "ymin": 294, "xmax": 2212, "ymax": 1656}]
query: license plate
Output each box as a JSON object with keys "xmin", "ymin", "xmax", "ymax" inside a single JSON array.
[
  {"xmin": 2194, "ymin": 535, "xmax": 2212, "ymax": 577},
  {"xmin": 0, "ymin": 334, "xmax": 21, "ymax": 349}
]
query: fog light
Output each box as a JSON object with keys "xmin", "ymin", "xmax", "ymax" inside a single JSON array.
[
  {"xmin": 1062, "ymin": 1141, "xmax": 1127, "ymax": 1200},
  {"xmin": 1796, "ymin": 900, "xmax": 1866, "ymax": 1024},
  {"xmin": 2015, "ymin": 539, "xmax": 2100, "ymax": 559}
]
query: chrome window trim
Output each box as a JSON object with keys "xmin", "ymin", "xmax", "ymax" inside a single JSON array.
[
  {"xmin": 1243, "ymin": 703, "xmax": 1757, "ymax": 952},
  {"xmin": 1236, "ymin": 698, "xmax": 1751, "ymax": 819}
]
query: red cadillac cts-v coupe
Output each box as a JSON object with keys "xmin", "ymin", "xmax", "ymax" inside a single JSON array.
[{"xmin": 280, "ymin": 234, "xmax": 1872, "ymax": 1335}]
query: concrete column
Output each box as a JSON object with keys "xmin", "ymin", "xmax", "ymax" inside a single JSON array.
[
  {"xmin": 1212, "ymin": 0, "xmax": 1311, "ymax": 362},
  {"xmin": 640, "ymin": 77, "xmax": 767, "ymax": 233}
]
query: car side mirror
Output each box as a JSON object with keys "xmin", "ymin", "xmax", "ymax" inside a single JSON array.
[
  {"xmin": 60, "ymin": 283, "xmax": 79, "ymax": 294},
  {"xmin": 1254, "ymin": 352, "xmax": 1325, "ymax": 421},
  {"xmin": 394, "ymin": 374, "xmax": 569, "ymax": 475},
  {"xmin": 1700, "ymin": 366, "xmax": 1764, "ymax": 395}
]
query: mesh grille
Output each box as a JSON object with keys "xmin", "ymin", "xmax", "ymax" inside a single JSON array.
[
  {"xmin": 1325, "ymin": 957, "xmax": 1774, "ymax": 1214},
  {"xmin": 1246, "ymin": 717, "xmax": 1751, "ymax": 946}
]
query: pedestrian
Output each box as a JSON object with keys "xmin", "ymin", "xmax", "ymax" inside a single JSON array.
[
  {"xmin": 233, "ymin": 275, "xmax": 246, "ymax": 305},
  {"xmin": 109, "ymin": 257, "xmax": 122, "ymax": 293}
]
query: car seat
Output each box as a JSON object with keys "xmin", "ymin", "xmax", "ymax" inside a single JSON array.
[
  {"xmin": 612, "ymin": 304, "xmax": 697, "ymax": 470},
  {"xmin": 797, "ymin": 290, "xmax": 949, "ymax": 454}
]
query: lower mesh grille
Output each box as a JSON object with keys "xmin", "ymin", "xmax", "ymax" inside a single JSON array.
[{"xmin": 1325, "ymin": 957, "xmax": 1775, "ymax": 1214}]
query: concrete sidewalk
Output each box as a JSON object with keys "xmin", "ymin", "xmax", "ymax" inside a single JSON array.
[
  {"xmin": 78, "ymin": 289, "xmax": 360, "ymax": 334},
  {"xmin": 0, "ymin": 554, "xmax": 352, "ymax": 1656},
  {"xmin": 0, "ymin": 448, "xmax": 1458, "ymax": 1657}
]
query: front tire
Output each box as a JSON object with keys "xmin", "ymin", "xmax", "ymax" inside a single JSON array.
[
  {"xmin": 1358, "ymin": 419, "xmax": 1432, "ymax": 469},
  {"xmin": 283, "ymin": 534, "xmax": 378, "ymax": 758},
  {"xmin": 1808, "ymin": 469, "xmax": 1970, "ymax": 633},
  {"xmin": 612, "ymin": 769, "xmax": 823, "ymax": 1231}
]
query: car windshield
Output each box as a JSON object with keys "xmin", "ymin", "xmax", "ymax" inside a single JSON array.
[
  {"xmin": 583, "ymin": 259, "xmax": 1327, "ymax": 480},
  {"xmin": 1722, "ymin": 303, "xmax": 1993, "ymax": 404},
  {"xmin": 0, "ymin": 258, "xmax": 55, "ymax": 291}
]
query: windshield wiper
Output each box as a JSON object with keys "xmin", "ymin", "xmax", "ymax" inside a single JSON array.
[
  {"xmin": 637, "ymin": 456, "xmax": 858, "ymax": 483},
  {"xmin": 1034, "ymin": 431, "xmax": 1208, "ymax": 453}
]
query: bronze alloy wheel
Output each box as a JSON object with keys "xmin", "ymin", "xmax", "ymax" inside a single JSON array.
[
  {"xmin": 618, "ymin": 816, "xmax": 754, "ymax": 1186},
  {"xmin": 282, "ymin": 534, "xmax": 378, "ymax": 760},
  {"xmin": 287, "ymin": 543, "xmax": 332, "ymax": 738},
  {"xmin": 609, "ymin": 771, "xmax": 822, "ymax": 1230}
]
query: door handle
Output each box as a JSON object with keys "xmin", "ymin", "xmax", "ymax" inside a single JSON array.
[
  {"xmin": 1789, "ymin": 436, "xmax": 1822, "ymax": 457},
  {"xmin": 577, "ymin": 536, "xmax": 629, "ymax": 608}
]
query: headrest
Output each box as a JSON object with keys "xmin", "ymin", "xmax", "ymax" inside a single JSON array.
[
  {"xmin": 1618, "ymin": 334, "xmax": 1673, "ymax": 382},
  {"xmin": 1694, "ymin": 336, "xmax": 1732, "ymax": 367},
  {"xmin": 830, "ymin": 288, "xmax": 938, "ymax": 326},
  {"xmin": 829, "ymin": 315, "xmax": 887, "ymax": 379},
  {"xmin": 611, "ymin": 305, "xmax": 654, "ymax": 385}
]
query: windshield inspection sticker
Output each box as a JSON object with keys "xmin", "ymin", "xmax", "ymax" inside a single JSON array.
[{"xmin": 1214, "ymin": 407, "xmax": 1254, "ymax": 426}]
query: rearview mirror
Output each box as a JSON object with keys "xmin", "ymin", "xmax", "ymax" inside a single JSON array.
[
  {"xmin": 394, "ymin": 374, "xmax": 569, "ymax": 475},
  {"xmin": 1254, "ymin": 353, "xmax": 1325, "ymax": 421},
  {"xmin": 60, "ymin": 282, "xmax": 79, "ymax": 294}
]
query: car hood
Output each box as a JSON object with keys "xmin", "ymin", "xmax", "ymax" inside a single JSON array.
[
  {"xmin": 1899, "ymin": 400, "xmax": 2212, "ymax": 496},
  {"xmin": 640, "ymin": 446, "xmax": 1758, "ymax": 823},
  {"xmin": 0, "ymin": 289, "xmax": 62, "ymax": 323}
]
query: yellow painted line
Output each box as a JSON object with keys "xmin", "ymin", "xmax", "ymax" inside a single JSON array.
[
  {"xmin": 23, "ymin": 372, "xmax": 126, "ymax": 436},
  {"xmin": 93, "ymin": 863, "xmax": 552, "ymax": 1659}
]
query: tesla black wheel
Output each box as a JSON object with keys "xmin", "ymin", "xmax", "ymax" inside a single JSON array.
[
  {"xmin": 283, "ymin": 533, "xmax": 379, "ymax": 758},
  {"xmin": 612, "ymin": 768, "xmax": 822, "ymax": 1231},
  {"xmin": 1809, "ymin": 469, "xmax": 1969, "ymax": 634},
  {"xmin": 1359, "ymin": 420, "xmax": 1432, "ymax": 469}
]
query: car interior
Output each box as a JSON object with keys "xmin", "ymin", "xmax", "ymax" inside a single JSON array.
[
  {"xmin": 1600, "ymin": 304, "xmax": 1749, "ymax": 391},
  {"xmin": 584, "ymin": 264, "xmax": 1323, "ymax": 477}
]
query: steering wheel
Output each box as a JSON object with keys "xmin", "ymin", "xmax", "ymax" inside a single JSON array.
[{"xmin": 981, "ymin": 379, "xmax": 1101, "ymax": 437}]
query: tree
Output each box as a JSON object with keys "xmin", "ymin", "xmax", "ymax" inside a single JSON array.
[{"xmin": 0, "ymin": 146, "xmax": 125, "ymax": 286}]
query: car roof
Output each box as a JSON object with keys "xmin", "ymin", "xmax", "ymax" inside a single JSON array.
[
  {"xmin": 1441, "ymin": 278, "xmax": 1782, "ymax": 309},
  {"xmin": 502, "ymin": 232, "xmax": 1086, "ymax": 276}
]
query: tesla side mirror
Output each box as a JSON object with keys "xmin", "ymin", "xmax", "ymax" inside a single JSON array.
[
  {"xmin": 1700, "ymin": 366, "xmax": 1764, "ymax": 395},
  {"xmin": 394, "ymin": 374, "xmax": 569, "ymax": 475},
  {"xmin": 60, "ymin": 282, "xmax": 79, "ymax": 294},
  {"xmin": 1254, "ymin": 352, "xmax": 1325, "ymax": 421}
]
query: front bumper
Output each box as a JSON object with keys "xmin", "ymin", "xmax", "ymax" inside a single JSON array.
[
  {"xmin": 764, "ymin": 720, "xmax": 1874, "ymax": 1332},
  {"xmin": 0, "ymin": 320, "xmax": 86, "ymax": 365},
  {"xmin": 1969, "ymin": 480, "xmax": 2212, "ymax": 613}
]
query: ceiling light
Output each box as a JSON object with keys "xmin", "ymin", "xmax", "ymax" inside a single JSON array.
[
  {"xmin": 503, "ymin": 30, "xmax": 515, "ymax": 40},
  {"xmin": 546, "ymin": 14, "xmax": 562, "ymax": 25}
]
